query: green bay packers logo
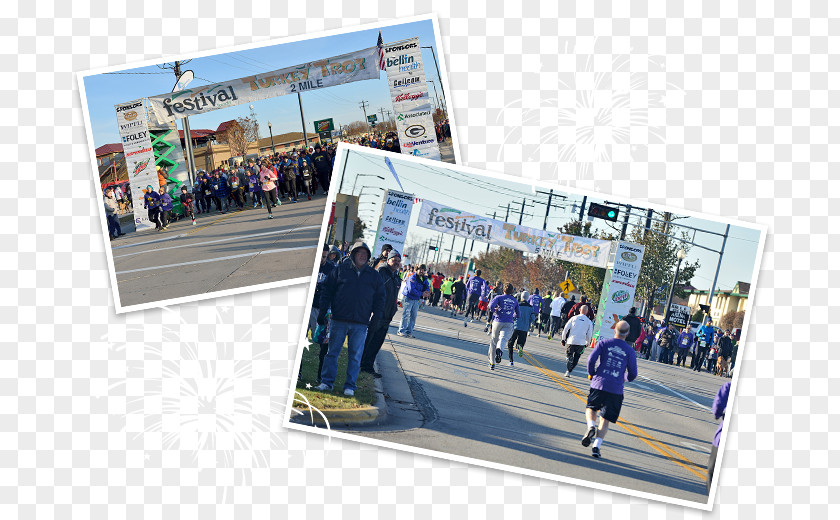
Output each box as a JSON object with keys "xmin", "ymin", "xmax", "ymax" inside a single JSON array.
[{"xmin": 405, "ymin": 124, "xmax": 425, "ymax": 138}]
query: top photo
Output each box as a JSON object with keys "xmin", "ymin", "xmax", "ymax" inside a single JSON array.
[{"xmin": 78, "ymin": 15, "xmax": 458, "ymax": 313}]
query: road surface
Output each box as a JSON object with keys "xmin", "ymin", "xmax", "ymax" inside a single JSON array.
[
  {"xmin": 110, "ymin": 196, "xmax": 325, "ymax": 307},
  {"xmin": 332, "ymin": 306, "xmax": 724, "ymax": 504}
]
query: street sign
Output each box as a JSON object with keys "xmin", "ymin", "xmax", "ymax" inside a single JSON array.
[
  {"xmin": 559, "ymin": 279, "xmax": 576, "ymax": 295},
  {"xmin": 318, "ymin": 130, "xmax": 331, "ymax": 141},
  {"xmin": 668, "ymin": 303, "xmax": 690, "ymax": 328},
  {"xmin": 314, "ymin": 118, "xmax": 334, "ymax": 133},
  {"xmin": 367, "ymin": 114, "xmax": 378, "ymax": 123}
]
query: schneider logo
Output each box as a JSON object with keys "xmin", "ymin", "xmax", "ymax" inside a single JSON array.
[
  {"xmin": 621, "ymin": 252, "xmax": 637, "ymax": 262},
  {"xmin": 404, "ymin": 125, "xmax": 425, "ymax": 138}
]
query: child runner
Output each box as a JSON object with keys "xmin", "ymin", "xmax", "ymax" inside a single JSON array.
[
  {"xmin": 506, "ymin": 290, "xmax": 534, "ymax": 365},
  {"xmin": 143, "ymin": 185, "xmax": 161, "ymax": 230},
  {"xmin": 485, "ymin": 283, "xmax": 520, "ymax": 371},
  {"xmin": 158, "ymin": 186, "xmax": 173, "ymax": 230},
  {"xmin": 179, "ymin": 185, "xmax": 196, "ymax": 225},
  {"xmin": 261, "ymin": 175, "xmax": 279, "ymax": 219}
]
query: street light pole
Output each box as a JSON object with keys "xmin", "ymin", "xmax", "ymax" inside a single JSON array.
[
  {"xmin": 268, "ymin": 122, "xmax": 275, "ymax": 155},
  {"xmin": 421, "ymin": 46, "xmax": 446, "ymax": 110},
  {"xmin": 662, "ymin": 249, "xmax": 687, "ymax": 326},
  {"xmin": 297, "ymin": 92, "xmax": 309, "ymax": 150}
]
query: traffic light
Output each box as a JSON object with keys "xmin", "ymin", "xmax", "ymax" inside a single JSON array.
[
  {"xmin": 428, "ymin": 245, "xmax": 439, "ymax": 251},
  {"xmin": 588, "ymin": 203, "xmax": 619, "ymax": 222}
]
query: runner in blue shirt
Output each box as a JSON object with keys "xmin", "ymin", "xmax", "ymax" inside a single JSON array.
[{"xmin": 581, "ymin": 320, "xmax": 638, "ymax": 458}]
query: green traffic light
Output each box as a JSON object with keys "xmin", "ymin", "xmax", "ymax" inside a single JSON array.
[{"xmin": 608, "ymin": 210, "xmax": 616, "ymax": 218}]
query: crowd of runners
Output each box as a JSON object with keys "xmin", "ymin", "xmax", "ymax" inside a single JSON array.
[
  {"xmin": 304, "ymin": 241, "xmax": 730, "ymax": 489},
  {"xmin": 134, "ymin": 143, "xmax": 336, "ymax": 231}
]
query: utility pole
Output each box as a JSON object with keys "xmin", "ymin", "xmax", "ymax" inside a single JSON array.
[
  {"xmin": 578, "ymin": 196, "xmax": 587, "ymax": 221},
  {"xmin": 644, "ymin": 208, "xmax": 653, "ymax": 237},
  {"xmin": 359, "ymin": 100, "xmax": 371, "ymax": 132},
  {"xmin": 485, "ymin": 211, "xmax": 497, "ymax": 252},
  {"xmin": 160, "ymin": 60, "xmax": 198, "ymax": 184},
  {"xmin": 620, "ymin": 204, "xmax": 631, "ymax": 240},
  {"xmin": 379, "ymin": 107, "xmax": 387, "ymax": 126},
  {"xmin": 448, "ymin": 234, "xmax": 456, "ymax": 263},
  {"xmin": 707, "ymin": 224, "xmax": 730, "ymax": 311},
  {"xmin": 385, "ymin": 110, "xmax": 392, "ymax": 122},
  {"xmin": 543, "ymin": 189, "xmax": 552, "ymax": 230}
]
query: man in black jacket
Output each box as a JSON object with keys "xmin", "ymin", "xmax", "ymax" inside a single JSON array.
[
  {"xmin": 309, "ymin": 144, "xmax": 332, "ymax": 195},
  {"xmin": 360, "ymin": 250, "xmax": 402, "ymax": 378},
  {"xmin": 623, "ymin": 307, "xmax": 642, "ymax": 349},
  {"xmin": 315, "ymin": 242, "xmax": 385, "ymax": 396}
]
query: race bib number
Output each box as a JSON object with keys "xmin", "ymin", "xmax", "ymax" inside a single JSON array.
[
  {"xmin": 682, "ymin": 338, "xmax": 688, "ymax": 346},
  {"xmin": 205, "ymin": 190, "xmax": 211, "ymax": 195}
]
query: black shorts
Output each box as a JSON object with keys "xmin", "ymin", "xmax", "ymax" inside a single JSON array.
[
  {"xmin": 586, "ymin": 388, "xmax": 624, "ymax": 423},
  {"xmin": 443, "ymin": 294, "xmax": 452, "ymax": 301}
]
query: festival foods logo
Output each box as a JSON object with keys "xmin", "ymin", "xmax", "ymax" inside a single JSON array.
[
  {"xmin": 425, "ymin": 207, "xmax": 492, "ymax": 238},
  {"xmin": 621, "ymin": 251, "xmax": 638, "ymax": 262},
  {"xmin": 124, "ymin": 111, "xmax": 138, "ymax": 121}
]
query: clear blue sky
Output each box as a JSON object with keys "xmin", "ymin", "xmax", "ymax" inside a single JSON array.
[
  {"xmin": 338, "ymin": 149, "xmax": 763, "ymax": 293},
  {"xmin": 82, "ymin": 19, "xmax": 443, "ymax": 148}
]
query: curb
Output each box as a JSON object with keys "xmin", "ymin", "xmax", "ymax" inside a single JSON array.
[{"xmin": 290, "ymin": 373, "xmax": 389, "ymax": 428}]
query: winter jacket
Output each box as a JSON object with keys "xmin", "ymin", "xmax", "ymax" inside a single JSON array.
[
  {"xmin": 697, "ymin": 324, "xmax": 715, "ymax": 346},
  {"xmin": 441, "ymin": 280, "xmax": 454, "ymax": 295},
  {"xmin": 528, "ymin": 294, "xmax": 543, "ymax": 311},
  {"xmin": 311, "ymin": 150, "xmax": 333, "ymax": 174},
  {"xmin": 635, "ymin": 327, "xmax": 647, "ymax": 350},
  {"xmin": 624, "ymin": 314, "xmax": 642, "ymax": 343},
  {"xmin": 402, "ymin": 273, "xmax": 430, "ymax": 301},
  {"xmin": 378, "ymin": 265, "xmax": 402, "ymax": 322},
  {"xmin": 677, "ymin": 331, "xmax": 694, "ymax": 350},
  {"xmin": 560, "ymin": 299, "xmax": 576, "ymax": 316},
  {"xmin": 539, "ymin": 296, "xmax": 552, "ymax": 315},
  {"xmin": 248, "ymin": 174, "xmax": 262, "ymax": 193},
  {"xmin": 562, "ymin": 314, "xmax": 593, "ymax": 346},
  {"xmin": 318, "ymin": 259, "xmax": 385, "ymax": 326},
  {"xmin": 513, "ymin": 302, "xmax": 534, "ymax": 331},
  {"xmin": 312, "ymin": 260, "xmax": 336, "ymax": 310},
  {"xmin": 568, "ymin": 301, "xmax": 595, "ymax": 321},
  {"xmin": 718, "ymin": 336, "xmax": 733, "ymax": 358},
  {"xmin": 712, "ymin": 381, "xmax": 731, "ymax": 447},
  {"xmin": 451, "ymin": 281, "xmax": 467, "ymax": 301},
  {"xmin": 104, "ymin": 196, "xmax": 118, "ymax": 215}
]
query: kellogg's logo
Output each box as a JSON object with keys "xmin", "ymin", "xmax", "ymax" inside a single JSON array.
[
  {"xmin": 394, "ymin": 92, "xmax": 424, "ymax": 103},
  {"xmin": 124, "ymin": 111, "xmax": 138, "ymax": 121},
  {"xmin": 611, "ymin": 290, "xmax": 630, "ymax": 304},
  {"xmin": 621, "ymin": 252, "xmax": 637, "ymax": 262}
]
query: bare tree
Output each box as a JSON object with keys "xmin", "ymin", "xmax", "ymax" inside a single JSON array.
[
  {"xmin": 217, "ymin": 117, "xmax": 259, "ymax": 158},
  {"xmin": 343, "ymin": 120, "xmax": 369, "ymax": 137}
]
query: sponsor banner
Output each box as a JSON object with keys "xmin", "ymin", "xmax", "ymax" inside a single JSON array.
[
  {"xmin": 668, "ymin": 303, "xmax": 690, "ymax": 328},
  {"xmin": 416, "ymin": 200, "xmax": 612, "ymax": 266},
  {"xmin": 384, "ymin": 37, "xmax": 440, "ymax": 158},
  {"xmin": 594, "ymin": 241, "xmax": 646, "ymax": 342},
  {"xmin": 314, "ymin": 118, "xmax": 334, "ymax": 133},
  {"xmin": 373, "ymin": 190, "xmax": 415, "ymax": 256},
  {"xmin": 115, "ymin": 99, "xmax": 157, "ymax": 232},
  {"xmin": 145, "ymin": 47, "xmax": 380, "ymax": 125},
  {"xmin": 416, "ymin": 201, "xmax": 496, "ymax": 243}
]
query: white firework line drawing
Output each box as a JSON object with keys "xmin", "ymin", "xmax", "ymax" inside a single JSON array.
[
  {"xmin": 556, "ymin": 39, "xmax": 684, "ymax": 180},
  {"xmin": 99, "ymin": 305, "xmax": 331, "ymax": 483}
]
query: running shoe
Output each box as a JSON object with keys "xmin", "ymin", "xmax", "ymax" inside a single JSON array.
[
  {"xmin": 509, "ymin": 361, "xmax": 514, "ymax": 366},
  {"xmin": 343, "ymin": 389, "xmax": 355, "ymax": 397},
  {"xmin": 396, "ymin": 332, "xmax": 406, "ymax": 337},
  {"xmin": 490, "ymin": 363, "xmax": 494, "ymax": 371},
  {"xmin": 547, "ymin": 333, "xmax": 553, "ymax": 340},
  {"xmin": 591, "ymin": 447, "xmax": 601, "ymax": 458},
  {"xmin": 564, "ymin": 371, "xmax": 571, "ymax": 378},
  {"xmin": 268, "ymin": 215, "xmax": 273, "ymax": 219},
  {"xmin": 494, "ymin": 348, "xmax": 502, "ymax": 364},
  {"xmin": 483, "ymin": 324, "xmax": 489, "ymax": 333},
  {"xmin": 581, "ymin": 426, "xmax": 597, "ymax": 447},
  {"xmin": 308, "ymin": 195, "xmax": 312, "ymax": 200},
  {"xmin": 314, "ymin": 383, "xmax": 333, "ymax": 392},
  {"xmin": 518, "ymin": 346, "xmax": 523, "ymax": 357},
  {"xmin": 464, "ymin": 320, "xmax": 467, "ymax": 328},
  {"xmin": 192, "ymin": 221, "xmax": 196, "ymax": 225}
]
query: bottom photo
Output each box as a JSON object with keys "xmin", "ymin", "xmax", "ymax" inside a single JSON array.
[{"xmin": 283, "ymin": 144, "xmax": 765, "ymax": 509}]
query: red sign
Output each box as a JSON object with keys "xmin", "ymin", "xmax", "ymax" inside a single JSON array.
[{"xmin": 329, "ymin": 202, "xmax": 335, "ymax": 225}]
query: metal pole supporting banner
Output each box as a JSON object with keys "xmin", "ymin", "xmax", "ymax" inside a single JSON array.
[
  {"xmin": 448, "ymin": 234, "xmax": 456, "ymax": 263},
  {"xmin": 579, "ymin": 196, "xmax": 587, "ymax": 221},
  {"xmin": 543, "ymin": 189, "xmax": 553, "ymax": 230},
  {"xmin": 663, "ymin": 256, "xmax": 684, "ymax": 326},
  {"xmin": 297, "ymin": 92, "xmax": 309, "ymax": 149}
]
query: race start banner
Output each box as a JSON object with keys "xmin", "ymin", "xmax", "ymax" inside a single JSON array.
[
  {"xmin": 115, "ymin": 99, "xmax": 157, "ymax": 232},
  {"xmin": 593, "ymin": 241, "xmax": 646, "ymax": 343},
  {"xmin": 372, "ymin": 190, "xmax": 415, "ymax": 257},
  {"xmin": 144, "ymin": 47, "xmax": 380, "ymax": 126},
  {"xmin": 416, "ymin": 200, "xmax": 612, "ymax": 268},
  {"xmin": 383, "ymin": 38, "xmax": 441, "ymax": 161}
]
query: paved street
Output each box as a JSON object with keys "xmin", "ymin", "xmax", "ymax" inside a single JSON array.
[
  {"xmin": 110, "ymin": 196, "xmax": 326, "ymax": 308},
  {"xmin": 340, "ymin": 306, "xmax": 725, "ymax": 504}
]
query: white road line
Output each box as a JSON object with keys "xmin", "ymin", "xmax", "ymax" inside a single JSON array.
[
  {"xmin": 113, "ymin": 225, "xmax": 321, "ymax": 259},
  {"xmin": 115, "ymin": 245, "xmax": 316, "ymax": 275},
  {"xmin": 638, "ymin": 375, "xmax": 711, "ymax": 412},
  {"xmin": 112, "ymin": 234, "xmax": 185, "ymax": 250}
]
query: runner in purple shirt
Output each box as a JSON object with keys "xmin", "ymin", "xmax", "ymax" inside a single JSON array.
[
  {"xmin": 485, "ymin": 283, "xmax": 519, "ymax": 371},
  {"xmin": 581, "ymin": 320, "xmax": 638, "ymax": 458},
  {"xmin": 707, "ymin": 380, "xmax": 730, "ymax": 493}
]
